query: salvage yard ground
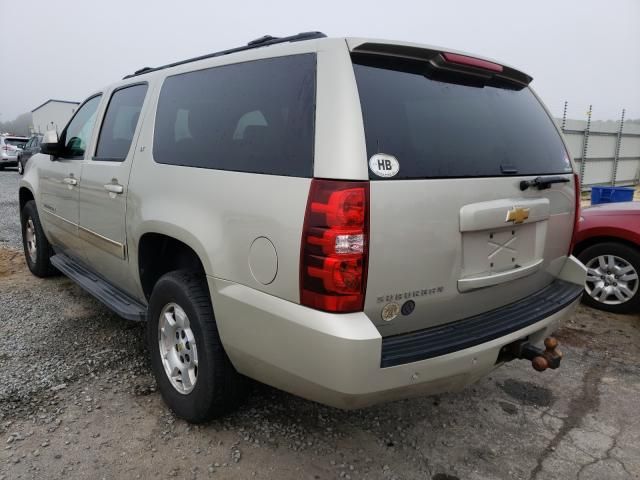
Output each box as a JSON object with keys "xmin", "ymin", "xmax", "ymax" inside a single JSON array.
[{"xmin": 0, "ymin": 169, "xmax": 639, "ymax": 480}]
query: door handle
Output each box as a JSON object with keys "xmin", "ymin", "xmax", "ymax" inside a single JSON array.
[
  {"xmin": 62, "ymin": 177, "xmax": 78, "ymax": 186},
  {"xmin": 104, "ymin": 183, "xmax": 124, "ymax": 194}
]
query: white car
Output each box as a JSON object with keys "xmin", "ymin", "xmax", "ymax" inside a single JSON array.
[{"xmin": 0, "ymin": 135, "xmax": 28, "ymax": 169}]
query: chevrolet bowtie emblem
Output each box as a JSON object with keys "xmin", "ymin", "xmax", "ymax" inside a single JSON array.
[{"xmin": 506, "ymin": 206, "xmax": 530, "ymax": 224}]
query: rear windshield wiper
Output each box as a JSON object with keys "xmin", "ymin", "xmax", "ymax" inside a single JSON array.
[{"xmin": 520, "ymin": 176, "xmax": 570, "ymax": 191}]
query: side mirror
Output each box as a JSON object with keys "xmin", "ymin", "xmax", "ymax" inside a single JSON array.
[{"xmin": 40, "ymin": 131, "xmax": 61, "ymax": 157}]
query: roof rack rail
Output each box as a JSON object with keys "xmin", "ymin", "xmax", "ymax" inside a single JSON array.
[{"xmin": 123, "ymin": 31, "xmax": 326, "ymax": 79}]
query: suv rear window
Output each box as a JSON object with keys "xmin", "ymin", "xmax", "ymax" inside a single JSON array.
[
  {"xmin": 153, "ymin": 54, "xmax": 316, "ymax": 177},
  {"xmin": 5, "ymin": 138, "xmax": 27, "ymax": 147},
  {"xmin": 352, "ymin": 55, "xmax": 570, "ymax": 179}
]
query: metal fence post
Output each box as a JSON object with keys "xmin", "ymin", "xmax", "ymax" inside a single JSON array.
[
  {"xmin": 611, "ymin": 109, "xmax": 625, "ymax": 186},
  {"xmin": 579, "ymin": 105, "xmax": 592, "ymax": 189}
]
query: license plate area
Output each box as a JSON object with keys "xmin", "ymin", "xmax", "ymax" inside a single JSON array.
[{"xmin": 462, "ymin": 222, "xmax": 544, "ymax": 275}]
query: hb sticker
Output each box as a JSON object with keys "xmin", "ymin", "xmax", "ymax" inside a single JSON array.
[{"xmin": 369, "ymin": 154, "xmax": 399, "ymax": 178}]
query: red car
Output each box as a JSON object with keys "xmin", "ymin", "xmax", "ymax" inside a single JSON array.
[{"xmin": 573, "ymin": 201, "xmax": 640, "ymax": 313}]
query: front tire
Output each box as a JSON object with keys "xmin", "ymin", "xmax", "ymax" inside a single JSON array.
[
  {"xmin": 148, "ymin": 270, "xmax": 247, "ymax": 423},
  {"xmin": 20, "ymin": 200, "xmax": 57, "ymax": 277},
  {"xmin": 578, "ymin": 241, "xmax": 640, "ymax": 313}
]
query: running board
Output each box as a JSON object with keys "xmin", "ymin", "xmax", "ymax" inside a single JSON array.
[{"xmin": 51, "ymin": 254, "xmax": 147, "ymax": 322}]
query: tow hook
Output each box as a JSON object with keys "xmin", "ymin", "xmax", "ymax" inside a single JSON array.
[{"xmin": 509, "ymin": 337, "xmax": 563, "ymax": 371}]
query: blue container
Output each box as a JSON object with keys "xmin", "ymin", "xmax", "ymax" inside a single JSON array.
[{"xmin": 591, "ymin": 186, "xmax": 635, "ymax": 205}]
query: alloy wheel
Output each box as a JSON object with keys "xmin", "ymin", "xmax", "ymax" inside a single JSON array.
[
  {"xmin": 585, "ymin": 254, "xmax": 639, "ymax": 305},
  {"xmin": 25, "ymin": 218, "xmax": 37, "ymax": 263},
  {"xmin": 158, "ymin": 303, "xmax": 199, "ymax": 394}
]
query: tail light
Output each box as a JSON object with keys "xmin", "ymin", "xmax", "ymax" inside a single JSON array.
[
  {"xmin": 569, "ymin": 173, "xmax": 581, "ymax": 253},
  {"xmin": 300, "ymin": 179, "xmax": 370, "ymax": 313}
]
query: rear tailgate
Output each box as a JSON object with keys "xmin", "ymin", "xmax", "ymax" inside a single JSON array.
[{"xmin": 350, "ymin": 44, "xmax": 577, "ymax": 337}]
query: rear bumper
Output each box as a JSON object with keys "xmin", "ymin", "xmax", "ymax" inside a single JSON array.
[
  {"xmin": 381, "ymin": 279, "xmax": 582, "ymax": 367},
  {"xmin": 208, "ymin": 259, "xmax": 584, "ymax": 409},
  {"xmin": 0, "ymin": 156, "xmax": 18, "ymax": 166}
]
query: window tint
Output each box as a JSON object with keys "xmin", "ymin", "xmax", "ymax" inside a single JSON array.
[
  {"xmin": 95, "ymin": 84, "xmax": 148, "ymax": 161},
  {"xmin": 5, "ymin": 138, "xmax": 27, "ymax": 148},
  {"xmin": 61, "ymin": 95, "xmax": 102, "ymax": 158},
  {"xmin": 353, "ymin": 56, "xmax": 570, "ymax": 179},
  {"xmin": 153, "ymin": 54, "xmax": 316, "ymax": 177},
  {"xmin": 233, "ymin": 110, "xmax": 267, "ymax": 140}
]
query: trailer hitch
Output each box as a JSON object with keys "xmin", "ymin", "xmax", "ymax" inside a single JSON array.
[{"xmin": 505, "ymin": 337, "xmax": 563, "ymax": 371}]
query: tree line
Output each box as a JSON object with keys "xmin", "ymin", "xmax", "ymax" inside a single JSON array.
[{"xmin": 0, "ymin": 112, "xmax": 32, "ymax": 136}]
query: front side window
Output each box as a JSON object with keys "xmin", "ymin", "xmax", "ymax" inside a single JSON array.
[
  {"xmin": 153, "ymin": 54, "xmax": 316, "ymax": 177},
  {"xmin": 95, "ymin": 84, "xmax": 148, "ymax": 161},
  {"xmin": 60, "ymin": 95, "xmax": 102, "ymax": 159}
]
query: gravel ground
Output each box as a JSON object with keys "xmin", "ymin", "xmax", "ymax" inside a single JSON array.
[
  {"xmin": 1, "ymin": 169, "xmax": 639, "ymax": 480},
  {"xmin": 0, "ymin": 168, "xmax": 21, "ymax": 249}
]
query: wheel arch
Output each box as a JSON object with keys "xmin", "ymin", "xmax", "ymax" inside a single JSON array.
[
  {"xmin": 137, "ymin": 231, "xmax": 208, "ymax": 300},
  {"xmin": 573, "ymin": 234, "xmax": 640, "ymax": 258},
  {"xmin": 19, "ymin": 186, "xmax": 35, "ymax": 212}
]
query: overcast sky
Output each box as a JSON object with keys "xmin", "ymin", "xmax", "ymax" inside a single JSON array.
[{"xmin": 1, "ymin": 0, "xmax": 638, "ymax": 121}]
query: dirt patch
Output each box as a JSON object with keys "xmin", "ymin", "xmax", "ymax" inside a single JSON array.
[
  {"xmin": 62, "ymin": 303, "xmax": 96, "ymax": 320},
  {"xmin": 0, "ymin": 247, "xmax": 23, "ymax": 278},
  {"xmin": 555, "ymin": 326, "xmax": 591, "ymax": 348},
  {"xmin": 558, "ymin": 305, "xmax": 640, "ymax": 365}
]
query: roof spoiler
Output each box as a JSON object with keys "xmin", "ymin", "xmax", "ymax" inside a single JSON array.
[{"xmin": 351, "ymin": 42, "xmax": 532, "ymax": 88}]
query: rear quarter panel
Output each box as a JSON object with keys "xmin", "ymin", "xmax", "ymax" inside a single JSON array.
[
  {"xmin": 125, "ymin": 60, "xmax": 314, "ymax": 304},
  {"xmin": 126, "ymin": 163, "xmax": 311, "ymax": 304}
]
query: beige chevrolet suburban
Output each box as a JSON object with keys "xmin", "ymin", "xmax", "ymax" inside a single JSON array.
[{"xmin": 19, "ymin": 32, "xmax": 587, "ymax": 423}]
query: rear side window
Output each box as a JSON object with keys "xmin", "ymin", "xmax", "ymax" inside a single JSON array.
[
  {"xmin": 353, "ymin": 55, "xmax": 570, "ymax": 179},
  {"xmin": 153, "ymin": 54, "xmax": 316, "ymax": 177},
  {"xmin": 95, "ymin": 83, "xmax": 148, "ymax": 161}
]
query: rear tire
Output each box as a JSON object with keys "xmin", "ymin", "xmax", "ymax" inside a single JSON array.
[
  {"xmin": 20, "ymin": 200, "xmax": 57, "ymax": 277},
  {"xmin": 148, "ymin": 270, "xmax": 247, "ymax": 423},
  {"xmin": 17, "ymin": 159, "xmax": 24, "ymax": 175},
  {"xmin": 577, "ymin": 241, "xmax": 640, "ymax": 314}
]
